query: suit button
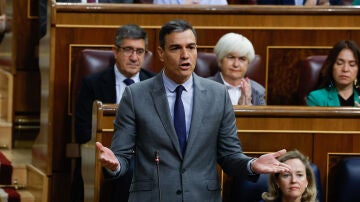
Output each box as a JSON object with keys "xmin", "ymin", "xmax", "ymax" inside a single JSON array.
[
  {"xmin": 176, "ymin": 190, "xmax": 182, "ymax": 195},
  {"xmin": 181, "ymin": 169, "xmax": 186, "ymax": 173}
]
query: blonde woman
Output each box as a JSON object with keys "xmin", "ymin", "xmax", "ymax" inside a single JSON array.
[{"xmin": 262, "ymin": 150, "xmax": 318, "ymax": 202}]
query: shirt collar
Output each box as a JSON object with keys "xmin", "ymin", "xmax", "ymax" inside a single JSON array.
[
  {"xmin": 162, "ymin": 71, "xmax": 193, "ymax": 93},
  {"xmin": 114, "ymin": 65, "xmax": 140, "ymax": 84},
  {"xmin": 220, "ymin": 72, "xmax": 241, "ymax": 89}
]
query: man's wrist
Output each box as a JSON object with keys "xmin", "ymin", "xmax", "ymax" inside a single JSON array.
[{"xmin": 247, "ymin": 158, "xmax": 258, "ymax": 175}]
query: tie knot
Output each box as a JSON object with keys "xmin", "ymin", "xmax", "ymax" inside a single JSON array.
[
  {"xmin": 175, "ymin": 85, "xmax": 185, "ymax": 96},
  {"xmin": 123, "ymin": 78, "xmax": 135, "ymax": 86}
]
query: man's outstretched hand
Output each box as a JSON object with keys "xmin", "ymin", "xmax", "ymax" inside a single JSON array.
[
  {"xmin": 251, "ymin": 149, "xmax": 291, "ymax": 174},
  {"xmin": 96, "ymin": 142, "xmax": 120, "ymax": 172}
]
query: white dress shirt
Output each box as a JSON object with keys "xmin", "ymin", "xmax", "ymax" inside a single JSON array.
[
  {"xmin": 220, "ymin": 73, "xmax": 242, "ymax": 105},
  {"xmin": 162, "ymin": 71, "xmax": 193, "ymax": 139}
]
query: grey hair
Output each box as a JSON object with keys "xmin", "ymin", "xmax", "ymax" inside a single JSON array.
[
  {"xmin": 214, "ymin": 32, "xmax": 255, "ymax": 67},
  {"xmin": 114, "ymin": 24, "xmax": 148, "ymax": 49}
]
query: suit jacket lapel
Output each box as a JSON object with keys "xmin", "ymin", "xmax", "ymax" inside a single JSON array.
[
  {"xmin": 151, "ymin": 73, "xmax": 184, "ymax": 158},
  {"xmin": 327, "ymin": 87, "xmax": 340, "ymax": 106},
  {"xmin": 184, "ymin": 74, "xmax": 207, "ymax": 157}
]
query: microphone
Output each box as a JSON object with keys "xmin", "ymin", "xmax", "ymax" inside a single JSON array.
[{"xmin": 154, "ymin": 151, "xmax": 161, "ymax": 202}]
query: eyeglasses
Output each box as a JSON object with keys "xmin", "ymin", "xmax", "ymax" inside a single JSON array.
[{"xmin": 117, "ymin": 46, "xmax": 146, "ymax": 56}]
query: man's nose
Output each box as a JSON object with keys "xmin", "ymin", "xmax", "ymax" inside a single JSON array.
[
  {"xmin": 180, "ymin": 48, "xmax": 190, "ymax": 58},
  {"xmin": 129, "ymin": 52, "xmax": 139, "ymax": 60}
]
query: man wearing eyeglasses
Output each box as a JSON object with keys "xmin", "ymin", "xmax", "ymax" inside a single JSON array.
[{"xmin": 73, "ymin": 24, "xmax": 155, "ymax": 202}]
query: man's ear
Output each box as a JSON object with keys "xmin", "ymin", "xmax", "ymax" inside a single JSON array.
[
  {"xmin": 157, "ymin": 46, "xmax": 165, "ymax": 62},
  {"xmin": 112, "ymin": 46, "xmax": 118, "ymax": 60}
]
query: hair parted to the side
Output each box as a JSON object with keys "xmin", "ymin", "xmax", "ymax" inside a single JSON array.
[
  {"xmin": 213, "ymin": 32, "xmax": 255, "ymax": 67},
  {"xmin": 115, "ymin": 24, "xmax": 148, "ymax": 49},
  {"xmin": 158, "ymin": 19, "xmax": 197, "ymax": 49},
  {"xmin": 317, "ymin": 40, "xmax": 360, "ymax": 90},
  {"xmin": 262, "ymin": 150, "xmax": 318, "ymax": 202}
]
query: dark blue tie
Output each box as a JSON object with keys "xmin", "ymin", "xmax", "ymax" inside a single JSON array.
[
  {"xmin": 123, "ymin": 78, "xmax": 135, "ymax": 86},
  {"xmin": 174, "ymin": 85, "xmax": 187, "ymax": 155}
]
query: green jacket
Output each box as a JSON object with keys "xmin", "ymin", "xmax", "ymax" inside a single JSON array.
[{"xmin": 307, "ymin": 87, "xmax": 360, "ymax": 106}]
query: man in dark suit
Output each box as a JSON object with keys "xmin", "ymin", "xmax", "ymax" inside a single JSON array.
[
  {"xmin": 72, "ymin": 24, "xmax": 154, "ymax": 202},
  {"xmin": 96, "ymin": 19, "xmax": 290, "ymax": 202}
]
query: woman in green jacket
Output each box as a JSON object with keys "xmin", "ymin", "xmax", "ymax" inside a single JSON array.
[{"xmin": 307, "ymin": 40, "xmax": 360, "ymax": 106}]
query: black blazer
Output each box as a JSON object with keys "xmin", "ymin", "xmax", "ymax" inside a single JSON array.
[{"xmin": 75, "ymin": 66, "xmax": 155, "ymax": 143}]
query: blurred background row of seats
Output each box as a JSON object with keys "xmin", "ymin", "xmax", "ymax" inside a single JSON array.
[{"xmin": 74, "ymin": 48, "xmax": 327, "ymax": 106}]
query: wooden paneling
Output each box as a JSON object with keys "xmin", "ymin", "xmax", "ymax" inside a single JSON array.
[
  {"xmin": 43, "ymin": 3, "xmax": 360, "ymax": 201},
  {"xmin": 12, "ymin": 0, "xmax": 41, "ymax": 148}
]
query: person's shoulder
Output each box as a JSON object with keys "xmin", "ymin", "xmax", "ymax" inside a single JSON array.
[
  {"xmin": 206, "ymin": 72, "xmax": 221, "ymax": 82},
  {"xmin": 140, "ymin": 68, "xmax": 156, "ymax": 78},
  {"xmin": 207, "ymin": 75, "xmax": 217, "ymax": 82},
  {"xmin": 84, "ymin": 67, "xmax": 113, "ymax": 81},
  {"xmin": 308, "ymin": 87, "xmax": 331, "ymax": 97},
  {"xmin": 131, "ymin": 73, "xmax": 159, "ymax": 89},
  {"xmin": 250, "ymin": 79, "xmax": 265, "ymax": 92},
  {"xmin": 195, "ymin": 74, "xmax": 227, "ymax": 93},
  {"xmin": 306, "ymin": 87, "xmax": 332, "ymax": 106}
]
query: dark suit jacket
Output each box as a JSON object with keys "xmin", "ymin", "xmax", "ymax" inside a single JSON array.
[
  {"xmin": 110, "ymin": 72, "xmax": 254, "ymax": 202},
  {"xmin": 75, "ymin": 66, "xmax": 154, "ymax": 144},
  {"xmin": 209, "ymin": 72, "xmax": 266, "ymax": 105}
]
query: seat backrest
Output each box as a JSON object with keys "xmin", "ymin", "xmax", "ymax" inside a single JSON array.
[
  {"xmin": 329, "ymin": 157, "xmax": 360, "ymax": 202},
  {"xmin": 194, "ymin": 52, "xmax": 263, "ymax": 85},
  {"xmin": 231, "ymin": 163, "xmax": 323, "ymax": 202},
  {"xmin": 297, "ymin": 55, "xmax": 327, "ymax": 105},
  {"xmin": 245, "ymin": 54, "xmax": 262, "ymax": 85},
  {"xmin": 195, "ymin": 52, "xmax": 219, "ymax": 78}
]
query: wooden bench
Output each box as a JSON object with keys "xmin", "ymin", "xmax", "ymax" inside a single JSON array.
[{"xmin": 81, "ymin": 100, "xmax": 117, "ymax": 202}]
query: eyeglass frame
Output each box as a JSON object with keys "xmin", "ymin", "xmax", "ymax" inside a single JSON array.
[{"xmin": 116, "ymin": 45, "xmax": 146, "ymax": 56}]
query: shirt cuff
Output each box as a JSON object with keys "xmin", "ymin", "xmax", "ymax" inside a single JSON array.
[{"xmin": 247, "ymin": 158, "xmax": 258, "ymax": 175}]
